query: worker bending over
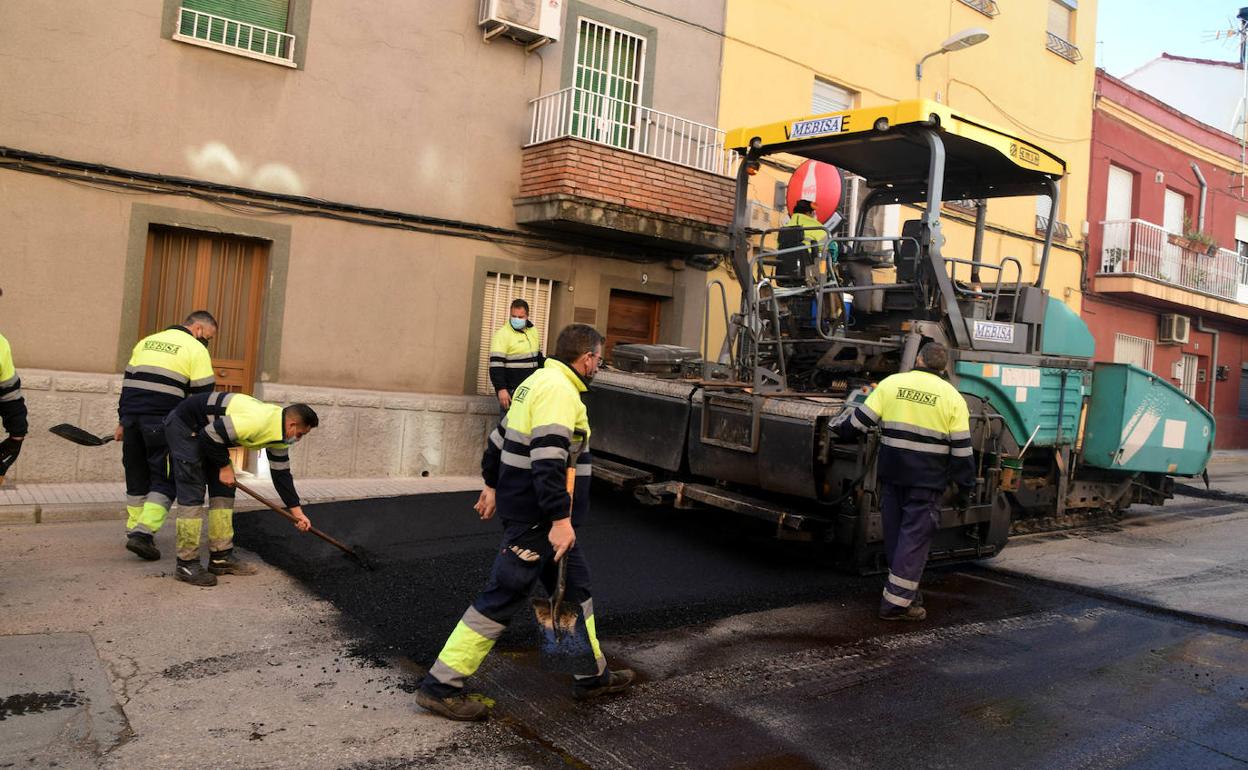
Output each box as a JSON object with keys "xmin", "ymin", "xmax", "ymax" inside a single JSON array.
[
  {"xmin": 0, "ymin": 321, "xmax": 28, "ymax": 485},
  {"xmin": 164, "ymin": 392, "xmax": 318, "ymax": 587}
]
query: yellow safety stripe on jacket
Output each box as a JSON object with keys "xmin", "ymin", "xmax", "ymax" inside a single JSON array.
[
  {"xmin": 485, "ymin": 358, "xmax": 591, "ymax": 523},
  {"xmin": 119, "ymin": 326, "xmax": 215, "ymax": 416},
  {"xmin": 784, "ymin": 212, "xmax": 827, "ymax": 244}
]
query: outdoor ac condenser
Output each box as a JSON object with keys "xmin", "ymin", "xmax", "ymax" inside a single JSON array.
[
  {"xmin": 1158, "ymin": 314, "xmax": 1191, "ymax": 345},
  {"xmin": 479, "ymin": 0, "xmax": 563, "ymax": 44}
]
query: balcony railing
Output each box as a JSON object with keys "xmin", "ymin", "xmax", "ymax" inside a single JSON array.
[
  {"xmin": 1045, "ymin": 32, "xmax": 1083, "ymax": 62},
  {"xmin": 527, "ymin": 87, "xmax": 732, "ymax": 176},
  {"xmin": 957, "ymin": 0, "xmax": 1000, "ymax": 17},
  {"xmin": 174, "ymin": 7, "xmax": 296, "ymax": 67},
  {"xmin": 1099, "ymin": 219, "xmax": 1248, "ymax": 302}
]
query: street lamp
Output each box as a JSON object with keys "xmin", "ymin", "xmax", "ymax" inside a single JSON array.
[{"xmin": 915, "ymin": 27, "xmax": 990, "ymax": 81}]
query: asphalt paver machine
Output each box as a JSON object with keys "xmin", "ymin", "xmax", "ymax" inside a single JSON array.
[{"xmin": 586, "ymin": 100, "xmax": 1213, "ymax": 570}]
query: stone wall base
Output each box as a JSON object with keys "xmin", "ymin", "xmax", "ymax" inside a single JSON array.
[{"xmin": 7, "ymin": 370, "xmax": 496, "ymax": 484}]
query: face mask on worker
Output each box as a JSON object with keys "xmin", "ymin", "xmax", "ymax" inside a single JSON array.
[{"xmin": 510, "ymin": 317, "xmax": 526, "ymax": 331}]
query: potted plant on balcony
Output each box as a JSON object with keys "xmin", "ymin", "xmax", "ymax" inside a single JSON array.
[
  {"xmin": 1102, "ymin": 246, "xmax": 1129, "ymax": 272},
  {"xmin": 1167, "ymin": 217, "xmax": 1218, "ymax": 256}
]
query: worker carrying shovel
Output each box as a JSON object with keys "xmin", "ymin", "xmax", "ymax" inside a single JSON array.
[
  {"xmin": 164, "ymin": 392, "xmax": 319, "ymax": 587},
  {"xmin": 416, "ymin": 323, "xmax": 634, "ymax": 722}
]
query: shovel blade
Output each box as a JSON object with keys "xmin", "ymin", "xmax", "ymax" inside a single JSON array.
[
  {"xmin": 49, "ymin": 424, "xmax": 109, "ymax": 447},
  {"xmin": 532, "ymin": 598, "xmax": 598, "ymax": 675}
]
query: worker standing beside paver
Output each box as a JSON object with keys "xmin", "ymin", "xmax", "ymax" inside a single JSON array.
[
  {"xmin": 488, "ymin": 298, "xmax": 543, "ymax": 415},
  {"xmin": 164, "ymin": 392, "xmax": 318, "ymax": 587},
  {"xmin": 116, "ymin": 311, "xmax": 218, "ymax": 561},
  {"xmin": 0, "ymin": 320, "xmax": 28, "ymax": 486},
  {"xmin": 416, "ymin": 323, "xmax": 633, "ymax": 722},
  {"xmin": 833, "ymin": 342, "xmax": 975, "ymax": 621}
]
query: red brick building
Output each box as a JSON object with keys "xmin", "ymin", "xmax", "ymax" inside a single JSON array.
[{"xmin": 1084, "ymin": 69, "xmax": 1248, "ymax": 448}]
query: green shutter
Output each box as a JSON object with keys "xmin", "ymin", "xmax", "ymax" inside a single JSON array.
[
  {"xmin": 184, "ymin": 0, "xmax": 288, "ymax": 31},
  {"xmin": 180, "ymin": 1, "xmax": 290, "ymax": 57}
]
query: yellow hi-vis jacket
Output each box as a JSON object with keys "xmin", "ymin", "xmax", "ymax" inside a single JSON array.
[
  {"xmin": 0, "ymin": 332, "xmax": 27, "ymax": 436},
  {"xmin": 171, "ymin": 392, "xmax": 301, "ymax": 508},
  {"xmin": 119, "ymin": 326, "xmax": 215, "ymax": 418},
  {"xmin": 482, "ymin": 358, "xmax": 592, "ymax": 524},
  {"xmin": 488, "ymin": 323, "xmax": 543, "ymax": 395},
  {"xmin": 784, "ymin": 212, "xmax": 827, "ymax": 246},
  {"xmin": 834, "ymin": 368, "xmax": 975, "ymax": 491}
]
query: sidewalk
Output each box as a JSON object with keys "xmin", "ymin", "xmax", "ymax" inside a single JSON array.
[{"xmin": 0, "ymin": 475, "xmax": 482, "ymax": 524}]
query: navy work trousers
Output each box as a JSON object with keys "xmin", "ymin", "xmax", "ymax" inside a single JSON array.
[{"xmin": 879, "ymin": 483, "xmax": 941, "ymax": 613}]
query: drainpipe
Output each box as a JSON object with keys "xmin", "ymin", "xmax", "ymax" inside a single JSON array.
[
  {"xmin": 1190, "ymin": 162, "xmax": 1208, "ymax": 232},
  {"xmin": 1195, "ymin": 317, "xmax": 1219, "ymax": 415}
]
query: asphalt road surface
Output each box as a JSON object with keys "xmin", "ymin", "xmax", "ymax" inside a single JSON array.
[{"xmin": 234, "ymin": 490, "xmax": 1248, "ymax": 769}]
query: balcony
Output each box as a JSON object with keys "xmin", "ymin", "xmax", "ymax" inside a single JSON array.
[
  {"xmin": 1096, "ymin": 219, "xmax": 1248, "ymax": 318},
  {"xmin": 513, "ymin": 87, "xmax": 734, "ymax": 254},
  {"xmin": 1045, "ymin": 32, "xmax": 1083, "ymax": 63},
  {"xmin": 173, "ymin": 7, "xmax": 296, "ymax": 67}
]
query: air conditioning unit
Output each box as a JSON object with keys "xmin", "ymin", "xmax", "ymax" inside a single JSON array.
[
  {"xmin": 1158, "ymin": 314, "xmax": 1190, "ymax": 345},
  {"xmin": 747, "ymin": 200, "xmax": 778, "ymax": 232},
  {"xmin": 479, "ymin": 0, "xmax": 562, "ymax": 48}
]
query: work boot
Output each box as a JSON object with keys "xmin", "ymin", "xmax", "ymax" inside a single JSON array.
[
  {"xmin": 879, "ymin": 606, "xmax": 927, "ymax": 622},
  {"xmin": 414, "ymin": 690, "xmax": 488, "ymax": 722},
  {"xmin": 174, "ymin": 559, "xmax": 218, "ymax": 587},
  {"xmin": 572, "ymin": 668, "xmax": 635, "ymax": 701},
  {"xmin": 125, "ymin": 532, "xmax": 160, "ymax": 561},
  {"xmin": 208, "ymin": 549, "xmax": 258, "ymax": 576}
]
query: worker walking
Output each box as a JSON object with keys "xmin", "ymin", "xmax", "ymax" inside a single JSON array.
[
  {"xmin": 416, "ymin": 324, "xmax": 633, "ymax": 722},
  {"xmin": 164, "ymin": 392, "xmax": 318, "ymax": 587},
  {"xmin": 0, "ymin": 323, "xmax": 28, "ymax": 486},
  {"xmin": 116, "ymin": 311, "xmax": 218, "ymax": 561},
  {"xmin": 833, "ymin": 342, "xmax": 975, "ymax": 621},
  {"xmin": 488, "ymin": 298, "xmax": 543, "ymax": 414}
]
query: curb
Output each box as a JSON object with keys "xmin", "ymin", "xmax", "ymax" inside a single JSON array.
[
  {"xmin": 984, "ymin": 564, "xmax": 1248, "ymax": 635},
  {"xmin": 0, "ymin": 492, "xmax": 446, "ymax": 526}
]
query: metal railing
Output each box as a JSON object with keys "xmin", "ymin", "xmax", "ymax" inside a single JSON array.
[
  {"xmin": 527, "ymin": 86, "xmax": 732, "ymax": 176},
  {"xmin": 1099, "ymin": 219, "xmax": 1248, "ymax": 302},
  {"xmin": 958, "ymin": 0, "xmax": 999, "ymax": 17},
  {"xmin": 1045, "ymin": 32, "xmax": 1083, "ymax": 62},
  {"xmin": 174, "ymin": 7, "xmax": 296, "ymax": 66}
]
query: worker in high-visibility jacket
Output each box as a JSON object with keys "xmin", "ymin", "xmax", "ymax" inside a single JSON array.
[
  {"xmin": 776, "ymin": 199, "xmax": 834, "ymax": 283},
  {"xmin": 0, "ymin": 325, "xmax": 28, "ymax": 486},
  {"xmin": 164, "ymin": 392, "xmax": 318, "ymax": 587},
  {"xmin": 116, "ymin": 311, "xmax": 218, "ymax": 561},
  {"xmin": 488, "ymin": 298, "xmax": 543, "ymax": 414},
  {"xmin": 833, "ymin": 342, "xmax": 975, "ymax": 621},
  {"xmin": 416, "ymin": 323, "xmax": 633, "ymax": 722}
]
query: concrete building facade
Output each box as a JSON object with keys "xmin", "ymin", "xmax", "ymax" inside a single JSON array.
[
  {"xmin": 717, "ymin": 0, "xmax": 1098, "ymax": 319},
  {"xmin": 1084, "ymin": 70, "xmax": 1248, "ymax": 448},
  {"xmin": 0, "ymin": 0, "xmax": 731, "ymax": 482}
]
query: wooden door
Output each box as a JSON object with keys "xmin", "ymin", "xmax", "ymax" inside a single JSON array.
[
  {"xmin": 140, "ymin": 227, "xmax": 268, "ymax": 466},
  {"xmin": 604, "ymin": 290, "xmax": 660, "ymax": 359}
]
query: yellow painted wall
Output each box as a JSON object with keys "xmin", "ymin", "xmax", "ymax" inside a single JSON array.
[{"xmin": 718, "ymin": 0, "xmax": 1097, "ymax": 310}]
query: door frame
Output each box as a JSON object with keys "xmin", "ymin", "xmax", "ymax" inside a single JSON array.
[{"xmin": 118, "ymin": 204, "xmax": 291, "ymax": 381}]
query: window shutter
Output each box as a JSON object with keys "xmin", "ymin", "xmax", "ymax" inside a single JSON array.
[
  {"xmin": 476, "ymin": 274, "xmax": 554, "ymax": 396},
  {"xmin": 184, "ymin": 0, "xmax": 289, "ymax": 32},
  {"xmin": 812, "ymin": 79, "xmax": 852, "ymax": 115}
]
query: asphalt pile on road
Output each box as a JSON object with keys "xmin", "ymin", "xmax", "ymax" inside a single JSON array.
[{"xmin": 234, "ymin": 489, "xmax": 875, "ymax": 665}]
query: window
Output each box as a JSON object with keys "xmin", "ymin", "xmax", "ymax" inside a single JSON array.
[
  {"xmin": 1045, "ymin": 0, "xmax": 1082, "ymax": 62},
  {"xmin": 811, "ymin": 79, "xmax": 853, "ymax": 115},
  {"xmin": 476, "ymin": 273, "xmax": 554, "ymax": 396},
  {"xmin": 571, "ymin": 19, "xmax": 646, "ymax": 150},
  {"xmin": 1113, "ymin": 334, "xmax": 1154, "ymax": 370},
  {"xmin": 1179, "ymin": 353, "xmax": 1199, "ymax": 398},
  {"xmin": 174, "ymin": 0, "xmax": 296, "ymax": 66},
  {"xmin": 1036, "ymin": 182, "xmax": 1072, "ymax": 241},
  {"xmin": 1240, "ymin": 364, "xmax": 1248, "ymax": 419}
]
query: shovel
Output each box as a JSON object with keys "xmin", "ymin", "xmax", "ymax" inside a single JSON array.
[
  {"xmin": 531, "ymin": 439, "xmax": 598, "ymax": 675},
  {"xmin": 234, "ymin": 481, "xmax": 377, "ymax": 571},
  {"xmin": 49, "ymin": 423, "xmax": 115, "ymax": 447}
]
